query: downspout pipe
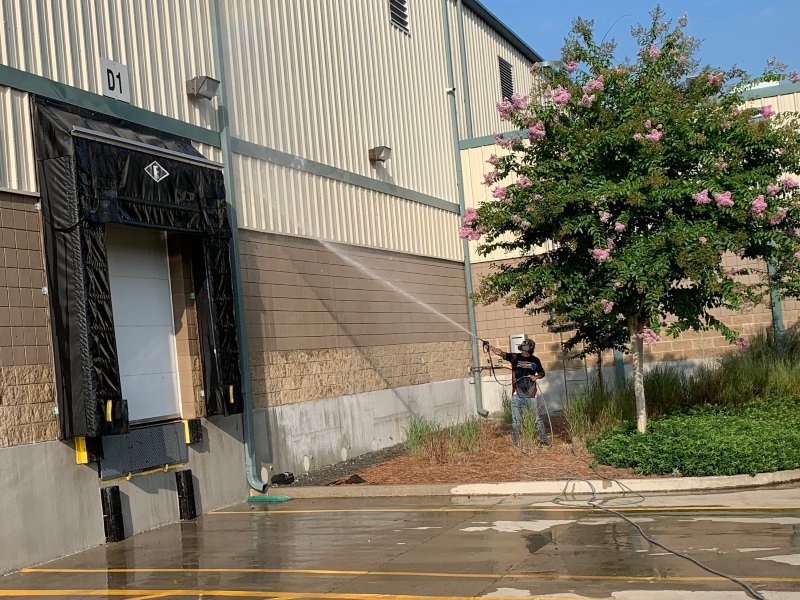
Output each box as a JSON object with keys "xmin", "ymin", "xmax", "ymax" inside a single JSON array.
[
  {"xmin": 210, "ymin": 0, "xmax": 267, "ymax": 493},
  {"xmin": 442, "ymin": 0, "xmax": 486, "ymax": 416}
]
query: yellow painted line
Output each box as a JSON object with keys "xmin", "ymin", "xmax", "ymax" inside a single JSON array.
[
  {"xmin": 20, "ymin": 567, "xmax": 800, "ymax": 583},
  {"xmin": 210, "ymin": 505, "xmax": 800, "ymax": 515},
  {"xmin": 127, "ymin": 594, "xmax": 174, "ymax": 600},
  {"xmin": 0, "ymin": 591, "xmax": 609, "ymax": 600}
]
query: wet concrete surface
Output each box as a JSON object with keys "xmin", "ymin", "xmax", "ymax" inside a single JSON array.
[{"xmin": 1, "ymin": 491, "xmax": 800, "ymax": 599}]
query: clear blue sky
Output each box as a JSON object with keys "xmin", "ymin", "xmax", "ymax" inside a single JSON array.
[{"xmin": 482, "ymin": 1, "xmax": 800, "ymax": 76}]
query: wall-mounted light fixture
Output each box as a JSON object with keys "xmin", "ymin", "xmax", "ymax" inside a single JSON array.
[
  {"xmin": 368, "ymin": 145, "xmax": 392, "ymax": 163},
  {"xmin": 186, "ymin": 76, "xmax": 220, "ymax": 100}
]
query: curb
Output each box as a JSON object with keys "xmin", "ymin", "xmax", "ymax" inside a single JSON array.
[{"xmin": 258, "ymin": 468, "xmax": 800, "ymax": 499}]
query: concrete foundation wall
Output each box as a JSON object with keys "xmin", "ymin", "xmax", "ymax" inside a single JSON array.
[
  {"xmin": 253, "ymin": 378, "xmax": 474, "ymax": 477},
  {"xmin": 0, "ymin": 414, "xmax": 247, "ymax": 575}
]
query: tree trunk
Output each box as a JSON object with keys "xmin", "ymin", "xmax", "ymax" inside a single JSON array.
[
  {"xmin": 596, "ymin": 351, "xmax": 604, "ymax": 388},
  {"xmin": 631, "ymin": 331, "xmax": 647, "ymax": 433}
]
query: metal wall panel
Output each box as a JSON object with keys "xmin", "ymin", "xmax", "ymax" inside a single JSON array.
[
  {"xmin": 0, "ymin": 0, "xmax": 218, "ymax": 132},
  {"xmin": 454, "ymin": 3, "xmax": 539, "ymax": 139},
  {"xmin": 0, "ymin": 87, "xmax": 36, "ymax": 193},
  {"xmin": 219, "ymin": 0, "xmax": 457, "ymax": 203},
  {"xmin": 234, "ymin": 154, "xmax": 463, "ymax": 261},
  {"xmin": 461, "ymin": 143, "xmax": 550, "ymax": 263}
]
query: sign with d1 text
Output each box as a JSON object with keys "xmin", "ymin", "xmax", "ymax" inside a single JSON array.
[{"xmin": 100, "ymin": 57, "xmax": 131, "ymax": 103}]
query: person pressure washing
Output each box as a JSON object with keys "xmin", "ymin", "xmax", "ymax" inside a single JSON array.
[{"xmin": 489, "ymin": 339, "xmax": 547, "ymax": 446}]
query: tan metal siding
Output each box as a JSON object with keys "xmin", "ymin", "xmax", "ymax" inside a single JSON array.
[
  {"xmin": 745, "ymin": 90, "xmax": 800, "ymax": 114},
  {"xmin": 461, "ymin": 143, "xmax": 516, "ymax": 263},
  {"xmin": 234, "ymin": 154, "xmax": 463, "ymax": 261},
  {"xmin": 458, "ymin": 5, "xmax": 538, "ymax": 138},
  {"xmin": 218, "ymin": 0, "xmax": 456, "ymax": 202},
  {"xmin": 0, "ymin": 87, "xmax": 36, "ymax": 193},
  {"xmin": 0, "ymin": 0, "xmax": 218, "ymax": 131}
]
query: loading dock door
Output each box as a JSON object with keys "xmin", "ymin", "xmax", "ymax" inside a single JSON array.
[{"xmin": 107, "ymin": 226, "xmax": 181, "ymax": 424}]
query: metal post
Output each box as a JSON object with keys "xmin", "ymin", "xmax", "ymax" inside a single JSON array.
[{"xmin": 767, "ymin": 258, "xmax": 786, "ymax": 348}]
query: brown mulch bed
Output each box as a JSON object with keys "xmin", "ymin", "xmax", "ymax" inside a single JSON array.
[{"xmin": 357, "ymin": 418, "xmax": 646, "ymax": 485}]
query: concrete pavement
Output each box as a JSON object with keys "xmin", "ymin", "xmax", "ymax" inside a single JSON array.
[{"xmin": 2, "ymin": 487, "xmax": 799, "ymax": 599}]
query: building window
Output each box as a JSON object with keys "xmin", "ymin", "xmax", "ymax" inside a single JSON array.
[
  {"xmin": 390, "ymin": 0, "xmax": 410, "ymax": 35},
  {"xmin": 499, "ymin": 57, "xmax": 514, "ymax": 99}
]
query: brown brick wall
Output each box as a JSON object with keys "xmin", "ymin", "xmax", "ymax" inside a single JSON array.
[
  {"xmin": 473, "ymin": 256, "xmax": 789, "ymax": 370},
  {"xmin": 240, "ymin": 230, "xmax": 472, "ymax": 407},
  {"xmin": 0, "ymin": 192, "xmax": 58, "ymax": 448}
]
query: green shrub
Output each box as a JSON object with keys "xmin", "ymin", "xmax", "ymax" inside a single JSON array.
[
  {"xmin": 568, "ymin": 325, "xmax": 800, "ymax": 441},
  {"xmin": 449, "ymin": 415, "xmax": 481, "ymax": 453},
  {"xmin": 589, "ymin": 396, "xmax": 800, "ymax": 476},
  {"xmin": 403, "ymin": 416, "xmax": 441, "ymax": 455},
  {"xmin": 500, "ymin": 389, "xmax": 512, "ymax": 425},
  {"xmin": 403, "ymin": 415, "xmax": 483, "ymax": 462}
]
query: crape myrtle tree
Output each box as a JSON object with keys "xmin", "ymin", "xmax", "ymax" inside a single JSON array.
[{"xmin": 463, "ymin": 7, "xmax": 800, "ymax": 433}]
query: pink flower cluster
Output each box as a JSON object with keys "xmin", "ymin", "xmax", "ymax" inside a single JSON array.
[
  {"xmin": 782, "ymin": 177, "xmax": 799, "ymax": 190},
  {"xmin": 551, "ymin": 86, "xmax": 572, "ymax": 106},
  {"xmin": 614, "ymin": 222, "xmax": 625, "ymax": 232},
  {"xmin": 459, "ymin": 208, "xmax": 483, "ymax": 241},
  {"xmin": 634, "ymin": 120, "xmax": 664, "ymax": 143},
  {"xmin": 600, "ymin": 299, "xmax": 614, "ymax": 314},
  {"xmin": 760, "ymin": 105, "xmax": 775, "ymax": 119},
  {"xmin": 566, "ymin": 61, "xmax": 579, "ymax": 74},
  {"xmin": 791, "ymin": 71, "xmax": 800, "ymax": 84},
  {"xmin": 707, "ymin": 72, "xmax": 724, "ymax": 88},
  {"xmin": 640, "ymin": 328, "xmax": 661, "ymax": 345},
  {"xmin": 714, "ymin": 191, "xmax": 734, "ymax": 208},
  {"xmin": 751, "ymin": 195, "xmax": 767, "ymax": 215},
  {"xmin": 483, "ymin": 170, "xmax": 500, "ymax": 186},
  {"xmin": 496, "ymin": 100, "xmax": 514, "ymax": 119},
  {"xmin": 599, "ymin": 211, "xmax": 612, "ymax": 223},
  {"xmin": 645, "ymin": 129, "xmax": 663, "ymax": 142},
  {"xmin": 510, "ymin": 93, "xmax": 528, "ymax": 111},
  {"xmin": 699, "ymin": 236, "xmax": 708, "ymax": 245},
  {"xmin": 517, "ymin": 176, "xmax": 532, "ymax": 188},
  {"xmin": 580, "ymin": 94, "xmax": 596, "ymax": 108},
  {"xmin": 794, "ymin": 251, "xmax": 800, "ymax": 260},
  {"xmin": 648, "ymin": 44, "xmax": 661, "ymax": 59},
  {"xmin": 492, "ymin": 186, "xmax": 507, "ymax": 199},
  {"xmin": 591, "ymin": 249, "xmax": 611, "ymax": 262},
  {"xmin": 692, "ymin": 189, "xmax": 711, "ymax": 205},
  {"xmin": 769, "ymin": 207, "xmax": 788, "ymax": 225},
  {"xmin": 735, "ymin": 337, "xmax": 749, "ymax": 348},
  {"xmin": 459, "ymin": 227, "xmax": 481, "ymax": 241},
  {"xmin": 583, "ymin": 76, "xmax": 604, "ymax": 93},
  {"xmin": 767, "ymin": 183, "xmax": 780, "ymax": 196},
  {"xmin": 528, "ymin": 121, "xmax": 546, "ymax": 143},
  {"xmin": 494, "ymin": 134, "xmax": 522, "ymax": 150},
  {"xmin": 486, "ymin": 154, "xmax": 499, "ymax": 166}
]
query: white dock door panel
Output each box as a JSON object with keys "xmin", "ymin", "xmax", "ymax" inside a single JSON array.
[{"xmin": 106, "ymin": 226, "xmax": 181, "ymax": 423}]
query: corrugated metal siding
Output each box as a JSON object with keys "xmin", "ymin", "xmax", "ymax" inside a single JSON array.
[
  {"xmin": 0, "ymin": 87, "xmax": 36, "ymax": 192},
  {"xmin": 194, "ymin": 142, "xmax": 223, "ymax": 165},
  {"xmin": 456, "ymin": 3, "xmax": 538, "ymax": 139},
  {"xmin": 461, "ymin": 143, "xmax": 550, "ymax": 263},
  {"xmin": 0, "ymin": 0, "xmax": 218, "ymax": 131},
  {"xmin": 219, "ymin": 0, "xmax": 456, "ymax": 202},
  {"xmin": 745, "ymin": 90, "xmax": 800, "ymax": 114},
  {"xmin": 235, "ymin": 154, "xmax": 463, "ymax": 261}
]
